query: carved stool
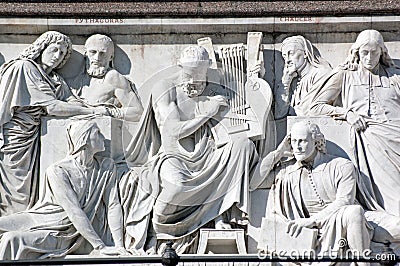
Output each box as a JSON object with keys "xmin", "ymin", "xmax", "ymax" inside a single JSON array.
[{"xmin": 197, "ymin": 229, "xmax": 247, "ymax": 254}]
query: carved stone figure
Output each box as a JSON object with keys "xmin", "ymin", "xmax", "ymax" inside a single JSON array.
[
  {"xmin": 0, "ymin": 120, "xmax": 128, "ymax": 260},
  {"xmin": 275, "ymin": 35, "xmax": 332, "ymax": 118},
  {"xmin": 121, "ymin": 45, "xmax": 257, "ymax": 254},
  {"xmin": 252, "ymin": 122, "xmax": 372, "ymax": 256},
  {"xmin": 0, "ymin": 31, "xmax": 108, "ymax": 216},
  {"xmin": 69, "ymin": 34, "xmax": 143, "ymax": 122},
  {"xmin": 310, "ymin": 29, "xmax": 400, "ymax": 217}
]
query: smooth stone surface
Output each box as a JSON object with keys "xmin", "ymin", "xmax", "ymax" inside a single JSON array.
[
  {"xmin": 258, "ymin": 216, "xmax": 317, "ymax": 253},
  {"xmin": 0, "ymin": 17, "xmax": 399, "ymax": 262}
]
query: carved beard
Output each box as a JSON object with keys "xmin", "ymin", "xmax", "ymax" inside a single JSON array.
[
  {"xmin": 86, "ymin": 60, "xmax": 109, "ymax": 78},
  {"xmin": 181, "ymin": 81, "xmax": 206, "ymax": 97}
]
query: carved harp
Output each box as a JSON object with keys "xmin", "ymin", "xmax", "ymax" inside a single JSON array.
[{"xmin": 197, "ymin": 32, "xmax": 273, "ymax": 146}]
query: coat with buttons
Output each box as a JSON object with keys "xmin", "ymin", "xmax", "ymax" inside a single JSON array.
[
  {"xmin": 309, "ymin": 63, "xmax": 400, "ymax": 216},
  {"xmin": 310, "ymin": 65, "xmax": 400, "ymax": 122}
]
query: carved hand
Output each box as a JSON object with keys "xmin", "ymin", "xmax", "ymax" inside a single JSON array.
[
  {"xmin": 92, "ymin": 106, "xmax": 110, "ymax": 116},
  {"xmin": 282, "ymin": 65, "xmax": 298, "ymax": 87},
  {"xmin": 98, "ymin": 246, "xmax": 130, "ymax": 256},
  {"xmin": 207, "ymin": 95, "xmax": 228, "ymax": 117},
  {"xmin": 248, "ymin": 60, "xmax": 266, "ymax": 78},
  {"xmin": 276, "ymin": 135, "xmax": 293, "ymax": 158},
  {"xmin": 286, "ymin": 218, "xmax": 316, "ymax": 237},
  {"xmin": 107, "ymin": 106, "xmax": 124, "ymax": 119},
  {"xmin": 346, "ymin": 111, "xmax": 368, "ymax": 132}
]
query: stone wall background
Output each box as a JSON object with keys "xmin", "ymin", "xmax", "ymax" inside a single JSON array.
[{"xmin": 0, "ymin": 11, "xmax": 399, "ymax": 255}]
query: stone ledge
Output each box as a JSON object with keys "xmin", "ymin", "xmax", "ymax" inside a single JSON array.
[
  {"xmin": 0, "ymin": 1, "xmax": 398, "ymax": 18},
  {"xmin": 0, "ymin": 16, "xmax": 399, "ymax": 36}
]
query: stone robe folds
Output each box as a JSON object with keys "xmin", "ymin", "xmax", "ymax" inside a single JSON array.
[
  {"xmin": 0, "ymin": 156, "xmax": 119, "ymax": 260},
  {"xmin": 266, "ymin": 152, "xmax": 372, "ymax": 255},
  {"xmin": 311, "ymin": 66, "xmax": 400, "ymax": 216},
  {"xmin": 0, "ymin": 59, "xmax": 71, "ymax": 215},
  {"xmin": 121, "ymin": 93, "xmax": 257, "ymax": 253},
  {"xmin": 276, "ymin": 65, "xmax": 332, "ymax": 118}
]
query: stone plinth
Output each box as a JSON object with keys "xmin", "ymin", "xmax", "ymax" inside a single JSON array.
[{"xmin": 197, "ymin": 229, "xmax": 247, "ymax": 255}]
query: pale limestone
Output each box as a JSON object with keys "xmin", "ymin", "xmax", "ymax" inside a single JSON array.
[
  {"xmin": 254, "ymin": 122, "xmax": 372, "ymax": 257},
  {"xmin": 0, "ymin": 18, "xmax": 398, "ymax": 263}
]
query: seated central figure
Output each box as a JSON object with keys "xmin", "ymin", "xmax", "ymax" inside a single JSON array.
[{"xmin": 122, "ymin": 45, "xmax": 257, "ymax": 254}]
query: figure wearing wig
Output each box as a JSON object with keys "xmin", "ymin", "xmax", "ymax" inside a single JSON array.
[
  {"xmin": 276, "ymin": 35, "xmax": 332, "ymax": 118},
  {"xmin": 310, "ymin": 30, "xmax": 400, "ymax": 217},
  {"xmin": 0, "ymin": 31, "xmax": 108, "ymax": 216}
]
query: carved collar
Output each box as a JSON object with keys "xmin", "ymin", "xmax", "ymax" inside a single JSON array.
[{"xmin": 290, "ymin": 152, "xmax": 328, "ymax": 173}]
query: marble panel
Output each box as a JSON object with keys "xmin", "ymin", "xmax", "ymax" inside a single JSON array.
[{"xmin": 0, "ymin": 16, "xmax": 397, "ymax": 265}]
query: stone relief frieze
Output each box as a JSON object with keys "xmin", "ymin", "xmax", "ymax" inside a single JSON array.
[{"xmin": 0, "ymin": 18, "xmax": 398, "ymax": 263}]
